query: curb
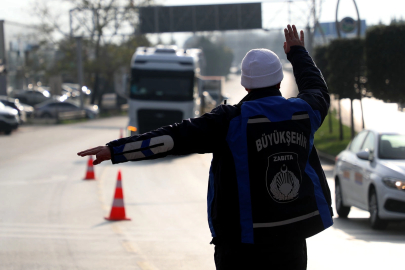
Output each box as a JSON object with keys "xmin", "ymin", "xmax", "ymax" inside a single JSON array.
[{"xmin": 317, "ymin": 150, "xmax": 336, "ymax": 164}]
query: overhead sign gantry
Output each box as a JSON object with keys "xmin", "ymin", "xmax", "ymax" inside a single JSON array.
[{"xmin": 139, "ymin": 3, "xmax": 262, "ymax": 34}]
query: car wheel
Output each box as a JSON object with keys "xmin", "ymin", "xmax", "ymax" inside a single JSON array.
[
  {"xmin": 42, "ymin": 112, "xmax": 53, "ymax": 119},
  {"xmin": 86, "ymin": 112, "xmax": 95, "ymax": 119},
  {"xmin": 335, "ymin": 179, "xmax": 350, "ymax": 218},
  {"xmin": 4, "ymin": 129, "xmax": 12, "ymax": 135},
  {"xmin": 369, "ymin": 188, "xmax": 388, "ymax": 230}
]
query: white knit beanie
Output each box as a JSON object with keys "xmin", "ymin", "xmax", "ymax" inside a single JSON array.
[{"xmin": 241, "ymin": 49, "xmax": 284, "ymax": 89}]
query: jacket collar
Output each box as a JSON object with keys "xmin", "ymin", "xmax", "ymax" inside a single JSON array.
[{"xmin": 237, "ymin": 86, "xmax": 282, "ymax": 105}]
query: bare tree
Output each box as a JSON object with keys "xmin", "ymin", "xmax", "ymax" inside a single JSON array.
[{"xmin": 34, "ymin": 0, "xmax": 154, "ymax": 105}]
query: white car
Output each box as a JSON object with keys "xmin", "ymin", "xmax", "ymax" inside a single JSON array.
[
  {"xmin": 334, "ymin": 129, "xmax": 405, "ymax": 229},
  {"xmin": 0, "ymin": 101, "xmax": 19, "ymax": 135}
]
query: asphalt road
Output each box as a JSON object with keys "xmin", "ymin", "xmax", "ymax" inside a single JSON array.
[{"xmin": 0, "ymin": 71, "xmax": 404, "ymax": 269}]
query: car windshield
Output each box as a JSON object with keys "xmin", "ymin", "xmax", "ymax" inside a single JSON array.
[
  {"xmin": 379, "ymin": 134, "xmax": 405, "ymax": 160},
  {"xmin": 130, "ymin": 69, "xmax": 194, "ymax": 101}
]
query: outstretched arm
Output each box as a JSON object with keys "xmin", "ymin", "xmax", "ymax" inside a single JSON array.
[
  {"xmin": 77, "ymin": 146, "xmax": 111, "ymax": 165},
  {"xmin": 283, "ymin": 24, "xmax": 330, "ymax": 125},
  {"xmin": 283, "ymin": 24, "xmax": 305, "ymax": 54},
  {"xmin": 77, "ymin": 104, "xmax": 238, "ymax": 165}
]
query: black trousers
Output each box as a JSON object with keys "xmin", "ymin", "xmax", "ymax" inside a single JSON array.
[{"xmin": 214, "ymin": 240, "xmax": 307, "ymax": 270}]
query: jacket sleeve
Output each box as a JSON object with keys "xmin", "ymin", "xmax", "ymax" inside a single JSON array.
[
  {"xmin": 106, "ymin": 105, "xmax": 237, "ymax": 164},
  {"xmin": 287, "ymin": 46, "xmax": 330, "ymax": 125}
]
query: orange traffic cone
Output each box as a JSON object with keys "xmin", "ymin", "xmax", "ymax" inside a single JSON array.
[
  {"xmin": 119, "ymin": 128, "xmax": 123, "ymax": 139},
  {"xmin": 105, "ymin": 170, "xmax": 131, "ymax": 221},
  {"xmin": 84, "ymin": 156, "xmax": 95, "ymax": 180}
]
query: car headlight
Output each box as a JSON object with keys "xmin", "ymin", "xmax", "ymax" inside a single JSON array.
[{"xmin": 382, "ymin": 177, "xmax": 405, "ymax": 191}]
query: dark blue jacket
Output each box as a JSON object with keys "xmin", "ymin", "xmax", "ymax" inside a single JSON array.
[{"xmin": 107, "ymin": 46, "xmax": 333, "ymax": 244}]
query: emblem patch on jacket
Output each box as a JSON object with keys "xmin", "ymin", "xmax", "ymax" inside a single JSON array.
[{"xmin": 266, "ymin": 152, "xmax": 302, "ymax": 203}]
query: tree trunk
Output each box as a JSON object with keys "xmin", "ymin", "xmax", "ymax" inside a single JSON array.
[
  {"xmin": 328, "ymin": 107, "xmax": 333, "ymax": 133},
  {"xmin": 91, "ymin": 25, "xmax": 102, "ymax": 105},
  {"xmin": 338, "ymin": 99, "xmax": 344, "ymax": 141},
  {"xmin": 359, "ymin": 95, "xmax": 365, "ymax": 129},
  {"xmin": 96, "ymin": 75, "xmax": 105, "ymax": 108},
  {"xmin": 350, "ymin": 98, "xmax": 355, "ymax": 139},
  {"xmin": 92, "ymin": 73, "xmax": 100, "ymax": 105}
]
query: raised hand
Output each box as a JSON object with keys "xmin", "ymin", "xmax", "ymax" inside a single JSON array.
[
  {"xmin": 283, "ymin": 24, "xmax": 305, "ymax": 54},
  {"xmin": 77, "ymin": 146, "xmax": 111, "ymax": 165}
]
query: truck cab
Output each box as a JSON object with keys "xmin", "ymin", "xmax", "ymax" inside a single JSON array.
[{"xmin": 128, "ymin": 46, "xmax": 203, "ymax": 134}]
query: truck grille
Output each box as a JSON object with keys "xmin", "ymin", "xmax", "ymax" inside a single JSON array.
[{"xmin": 138, "ymin": 109, "xmax": 183, "ymax": 134}]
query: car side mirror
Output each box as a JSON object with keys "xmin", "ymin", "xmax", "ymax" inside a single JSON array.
[{"xmin": 356, "ymin": 150, "xmax": 373, "ymax": 161}]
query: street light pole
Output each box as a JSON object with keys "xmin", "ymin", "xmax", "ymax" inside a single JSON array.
[
  {"xmin": 0, "ymin": 20, "xmax": 7, "ymax": 96},
  {"xmin": 336, "ymin": 0, "xmax": 361, "ymax": 38}
]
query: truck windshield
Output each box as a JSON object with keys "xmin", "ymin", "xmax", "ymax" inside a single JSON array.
[
  {"xmin": 130, "ymin": 69, "xmax": 194, "ymax": 101},
  {"xmin": 379, "ymin": 134, "xmax": 405, "ymax": 159}
]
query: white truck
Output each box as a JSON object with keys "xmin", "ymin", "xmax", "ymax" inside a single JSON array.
[{"xmin": 127, "ymin": 46, "xmax": 215, "ymax": 135}]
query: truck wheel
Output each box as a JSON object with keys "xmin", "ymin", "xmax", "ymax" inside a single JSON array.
[
  {"xmin": 369, "ymin": 188, "xmax": 388, "ymax": 230},
  {"xmin": 335, "ymin": 179, "xmax": 350, "ymax": 218}
]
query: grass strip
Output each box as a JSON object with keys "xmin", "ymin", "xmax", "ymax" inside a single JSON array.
[{"xmin": 314, "ymin": 111, "xmax": 353, "ymax": 157}]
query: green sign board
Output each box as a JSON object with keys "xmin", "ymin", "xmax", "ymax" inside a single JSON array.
[{"xmin": 340, "ymin": 17, "xmax": 356, "ymax": 33}]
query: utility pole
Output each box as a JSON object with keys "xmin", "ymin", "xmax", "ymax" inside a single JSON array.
[
  {"xmin": 306, "ymin": 25, "xmax": 313, "ymax": 55},
  {"xmin": 313, "ymin": 0, "xmax": 316, "ymax": 27},
  {"xmin": 305, "ymin": 0, "xmax": 317, "ymax": 56},
  {"xmin": 76, "ymin": 37, "xmax": 84, "ymax": 109},
  {"xmin": 0, "ymin": 20, "xmax": 7, "ymax": 96}
]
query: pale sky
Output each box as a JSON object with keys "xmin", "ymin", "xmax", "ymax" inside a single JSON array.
[
  {"xmin": 0, "ymin": 0, "xmax": 404, "ymax": 43},
  {"xmin": 1, "ymin": 0, "xmax": 404, "ymax": 26},
  {"xmin": 163, "ymin": 0, "xmax": 405, "ymax": 27}
]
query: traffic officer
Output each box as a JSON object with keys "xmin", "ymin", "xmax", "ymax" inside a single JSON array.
[{"xmin": 78, "ymin": 25, "xmax": 333, "ymax": 270}]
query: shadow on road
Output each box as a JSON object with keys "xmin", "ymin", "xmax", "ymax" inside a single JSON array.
[
  {"xmin": 91, "ymin": 220, "xmax": 116, "ymax": 228},
  {"xmin": 73, "ymin": 159, "xmax": 87, "ymax": 165},
  {"xmin": 332, "ymin": 217, "xmax": 405, "ymax": 243}
]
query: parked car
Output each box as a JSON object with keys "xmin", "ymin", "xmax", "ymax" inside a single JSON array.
[
  {"xmin": 0, "ymin": 101, "xmax": 19, "ymax": 135},
  {"xmin": 34, "ymin": 100, "xmax": 99, "ymax": 120},
  {"xmin": 334, "ymin": 129, "xmax": 405, "ymax": 229},
  {"xmin": 11, "ymin": 89, "xmax": 51, "ymax": 106},
  {"xmin": 64, "ymin": 83, "xmax": 91, "ymax": 95},
  {"xmin": 18, "ymin": 102, "xmax": 34, "ymax": 119},
  {"xmin": 200, "ymin": 91, "xmax": 217, "ymax": 115},
  {"xmin": 198, "ymin": 76, "xmax": 225, "ymax": 104},
  {"xmin": 62, "ymin": 84, "xmax": 80, "ymax": 98},
  {"xmin": 0, "ymin": 95, "xmax": 27, "ymax": 123},
  {"xmin": 62, "ymin": 83, "xmax": 91, "ymax": 99}
]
